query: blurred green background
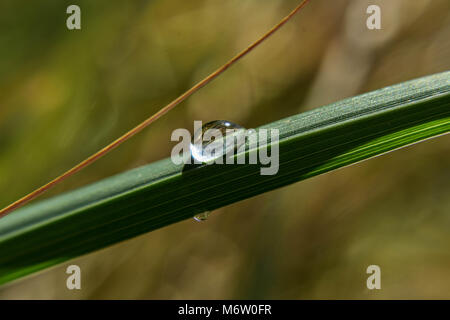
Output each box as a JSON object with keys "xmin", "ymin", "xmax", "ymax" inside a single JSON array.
[{"xmin": 0, "ymin": 0, "xmax": 449, "ymax": 299}]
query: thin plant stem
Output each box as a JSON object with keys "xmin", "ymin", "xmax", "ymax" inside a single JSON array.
[{"xmin": 0, "ymin": 0, "xmax": 311, "ymax": 217}]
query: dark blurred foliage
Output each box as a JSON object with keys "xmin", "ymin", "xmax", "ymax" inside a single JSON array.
[{"xmin": 0, "ymin": 0, "xmax": 449, "ymax": 298}]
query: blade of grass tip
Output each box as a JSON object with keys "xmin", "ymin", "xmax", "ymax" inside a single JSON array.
[{"xmin": 0, "ymin": 0, "xmax": 311, "ymax": 218}]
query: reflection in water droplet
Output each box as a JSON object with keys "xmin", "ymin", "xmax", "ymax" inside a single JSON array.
[
  {"xmin": 190, "ymin": 120, "xmax": 247, "ymax": 163},
  {"xmin": 193, "ymin": 211, "xmax": 210, "ymax": 222}
]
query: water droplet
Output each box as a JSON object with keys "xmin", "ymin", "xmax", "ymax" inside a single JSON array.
[
  {"xmin": 193, "ymin": 211, "xmax": 210, "ymax": 222},
  {"xmin": 190, "ymin": 120, "xmax": 247, "ymax": 163}
]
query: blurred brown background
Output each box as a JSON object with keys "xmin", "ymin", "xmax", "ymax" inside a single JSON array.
[{"xmin": 0, "ymin": 0, "xmax": 449, "ymax": 299}]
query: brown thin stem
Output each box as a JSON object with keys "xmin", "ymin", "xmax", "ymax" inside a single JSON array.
[{"xmin": 0, "ymin": 0, "xmax": 311, "ymax": 218}]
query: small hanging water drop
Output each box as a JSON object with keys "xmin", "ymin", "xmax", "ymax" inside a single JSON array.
[
  {"xmin": 193, "ymin": 211, "xmax": 210, "ymax": 222},
  {"xmin": 190, "ymin": 120, "xmax": 247, "ymax": 163}
]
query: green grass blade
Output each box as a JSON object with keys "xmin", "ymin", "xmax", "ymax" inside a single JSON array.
[{"xmin": 0, "ymin": 71, "xmax": 449, "ymax": 285}]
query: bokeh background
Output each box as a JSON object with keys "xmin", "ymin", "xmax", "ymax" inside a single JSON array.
[{"xmin": 0, "ymin": 0, "xmax": 449, "ymax": 299}]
